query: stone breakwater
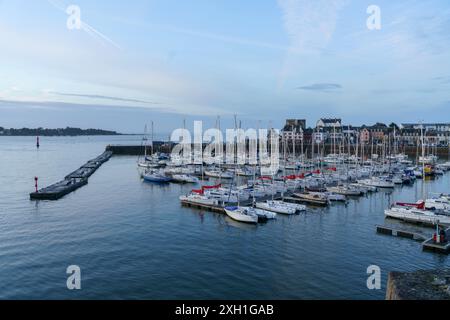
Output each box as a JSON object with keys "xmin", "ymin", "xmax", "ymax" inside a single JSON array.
[{"xmin": 386, "ymin": 269, "xmax": 450, "ymax": 300}]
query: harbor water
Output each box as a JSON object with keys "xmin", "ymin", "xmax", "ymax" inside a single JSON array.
[{"xmin": 0, "ymin": 136, "xmax": 449, "ymax": 299}]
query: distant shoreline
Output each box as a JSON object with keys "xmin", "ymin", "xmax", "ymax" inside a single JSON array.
[{"xmin": 0, "ymin": 127, "xmax": 122, "ymax": 137}]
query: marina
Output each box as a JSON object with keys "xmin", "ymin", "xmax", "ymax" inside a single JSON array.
[{"xmin": 2, "ymin": 134, "xmax": 450, "ymax": 299}]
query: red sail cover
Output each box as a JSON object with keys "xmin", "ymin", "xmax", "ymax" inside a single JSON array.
[
  {"xmin": 192, "ymin": 189, "xmax": 204, "ymax": 195},
  {"xmin": 327, "ymin": 167, "xmax": 337, "ymax": 171},
  {"xmin": 202, "ymin": 184, "xmax": 222, "ymax": 190},
  {"xmin": 396, "ymin": 201, "xmax": 425, "ymax": 209}
]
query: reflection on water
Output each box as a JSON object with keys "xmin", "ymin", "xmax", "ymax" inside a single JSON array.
[{"xmin": 0, "ymin": 136, "xmax": 449, "ymax": 300}]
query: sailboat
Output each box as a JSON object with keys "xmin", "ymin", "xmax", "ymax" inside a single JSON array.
[
  {"xmin": 171, "ymin": 174, "xmax": 200, "ymax": 184},
  {"xmin": 385, "ymin": 202, "xmax": 450, "ymax": 225},
  {"xmin": 143, "ymin": 169, "xmax": 172, "ymax": 183},
  {"xmin": 255, "ymin": 200, "xmax": 298, "ymax": 215},
  {"xmin": 138, "ymin": 122, "xmax": 159, "ymax": 168},
  {"xmin": 224, "ymin": 206, "xmax": 259, "ymax": 224}
]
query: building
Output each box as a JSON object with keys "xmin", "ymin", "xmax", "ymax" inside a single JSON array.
[
  {"xmin": 369, "ymin": 123, "xmax": 389, "ymax": 143},
  {"xmin": 281, "ymin": 119, "xmax": 306, "ymax": 141},
  {"xmin": 312, "ymin": 131, "xmax": 326, "ymax": 144},
  {"xmin": 359, "ymin": 127, "xmax": 370, "ymax": 144},
  {"xmin": 402, "ymin": 123, "xmax": 450, "ymax": 132},
  {"xmin": 316, "ymin": 118, "xmax": 342, "ymax": 129},
  {"xmin": 401, "ymin": 123, "xmax": 450, "ymax": 145}
]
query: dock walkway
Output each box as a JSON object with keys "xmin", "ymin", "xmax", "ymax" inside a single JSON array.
[{"xmin": 30, "ymin": 151, "xmax": 112, "ymax": 200}]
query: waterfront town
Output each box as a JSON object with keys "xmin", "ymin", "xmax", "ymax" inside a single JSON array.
[{"xmin": 281, "ymin": 119, "xmax": 450, "ymax": 147}]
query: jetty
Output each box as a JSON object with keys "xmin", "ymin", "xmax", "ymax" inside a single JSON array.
[
  {"xmin": 376, "ymin": 224, "xmax": 428, "ymax": 242},
  {"xmin": 30, "ymin": 151, "xmax": 112, "ymax": 200}
]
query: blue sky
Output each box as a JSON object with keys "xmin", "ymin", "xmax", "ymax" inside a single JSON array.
[{"xmin": 1, "ymin": 0, "xmax": 450, "ymax": 133}]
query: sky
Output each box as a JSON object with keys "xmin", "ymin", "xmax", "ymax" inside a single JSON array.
[{"xmin": 0, "ymin": 0, "xmax": 450, "ymax": 133}]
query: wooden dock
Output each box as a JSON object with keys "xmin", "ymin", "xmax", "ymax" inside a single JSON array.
[
  {"xmin": 181, "ymin": 200, "xmax": 226, "ymax": 213},
  {"xmin": 30, "ymin": 151, "xmax": 112, "ymax": 200}
]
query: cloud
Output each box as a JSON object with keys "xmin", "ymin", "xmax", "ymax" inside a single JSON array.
[
  {"xmin": 432, "ymin": 76, "xmax": 450, "ymax": 84},
  {"xmin": 277, "ymin": 0, "xmax": 347, "ymax": 53},
  {"xmin": 297, "ymin": 83, "xmax": 342, "ymax": 91},
  {"xmin": 0, "ymin": 98, "xmax": 233, "ymax": 117},
  {"xmin": 112, "ymin": 17, "xmax": 290, "ymax": 52},
  {"xmin": 48, "ymin": 91, "xmax": 162, "ymax": 105},
  {"xmin": 277, "ymin": 0, "xmax": 348, "ymax": 87}
]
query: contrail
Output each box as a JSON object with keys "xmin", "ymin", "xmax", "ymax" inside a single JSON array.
[{"xmin": 46, "ymin": 0, "xmax": 121, "ymax": 50}]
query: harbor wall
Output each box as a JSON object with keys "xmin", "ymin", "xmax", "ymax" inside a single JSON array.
[
  {"xmin": 386, "ymin": 269, "xmax": 450, "ymax": 300},
  {"xmin": 106, "ymin": 143, "xmax": 450, "ymax": 160}
]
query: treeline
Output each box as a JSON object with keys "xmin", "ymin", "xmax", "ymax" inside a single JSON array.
[{"xmin": 0, "ymin": 127, "xmax": 120, "ymax": 136}]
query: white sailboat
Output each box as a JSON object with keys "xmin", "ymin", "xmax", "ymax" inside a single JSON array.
[
  {"xmin": 255, "ymin": 200, "xmax": 297, "ymax": 215},
  {"xmin": 171, "ymin": 174, "xmax": 200, "ymax": 184},
  {"xmin": 385, "ymin": 203, "xmax": 450, "ymax": 225},
  {"xmin": 224, "ymin": 206, "xmax": 259, "ymax": 224}
]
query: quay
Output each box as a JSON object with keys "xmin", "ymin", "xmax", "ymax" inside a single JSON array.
[
  {"xmin": 30, "ymin": 151, "xmax": 112, "ymax": 200},
  {"xmin": 106, "ymin": 142, "xmax": 173, "ymax": 155},
  {"xmin": 106, "ymin": 144, "xmax": 450, "ymax": 159}
]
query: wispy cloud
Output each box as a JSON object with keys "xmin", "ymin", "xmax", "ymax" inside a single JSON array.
[
  {"xmin": 112, "ymin": 17, "xmax": 289, "ymax": 52},
  {"xmin": 432, "ymin": 76, "xmax": 450, "ymax": 84},
  {"xmin": 297, "ymin": 83, "xmax": 342, "ymax": 92},
  {"xmin": 49, "ymin": 91, "xmax": 162, "ymax": 105},
  {"xmin": 277, "ymin": 0, "xmax": 348, "ymax": 87}
]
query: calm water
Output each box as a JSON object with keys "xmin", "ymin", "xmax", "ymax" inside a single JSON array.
[{"xmin": 0, "ymin": 135, "xmax": 449, "ymax": 300}]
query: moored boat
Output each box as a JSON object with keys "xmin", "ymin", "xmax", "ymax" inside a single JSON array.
[
  {"xmin": 224, "ymin": 206, "xmax": 259, "ymax": 224},
  {"xmin": 293, "ymin": 192, "xmax": 329, "ymax": 206},
  {"xmin": 255, "ymin": 200, "xmax": 297, "ymax": 215}
]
